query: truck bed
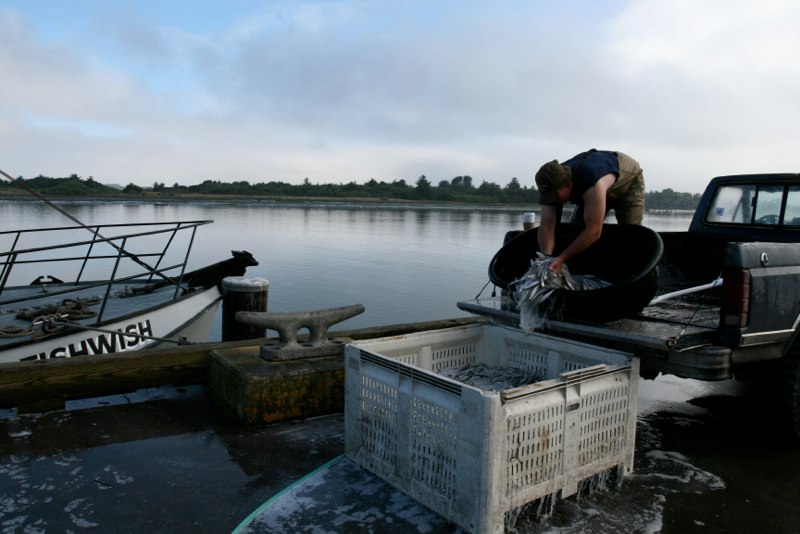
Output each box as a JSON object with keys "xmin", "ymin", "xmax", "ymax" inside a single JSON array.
[{"xmin": 457, "ymin": 293, "xmax": 720, "ymax": 356}]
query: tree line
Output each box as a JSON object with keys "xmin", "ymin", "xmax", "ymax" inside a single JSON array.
[{"xmin": 0, "ymin": 173, "xmax": 702, "ymax": 210}]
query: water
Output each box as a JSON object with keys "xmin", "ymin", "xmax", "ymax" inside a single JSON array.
[
  {"xmin": 3, "ymin": 200, "xmax": 800, "ymax": 532},
  {"xmin": 0, "ymin": 199, "xmax": 692, "ymax": 340}
]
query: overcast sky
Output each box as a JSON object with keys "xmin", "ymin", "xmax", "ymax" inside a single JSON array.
[{"xmin": 1, "ymin": 1, "xmax": 798, "ymax": 193}]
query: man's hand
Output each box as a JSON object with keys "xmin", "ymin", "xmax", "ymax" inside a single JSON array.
[{"xmin": 549, "ymin": 255, "xmax": 565, "ymax": 274}]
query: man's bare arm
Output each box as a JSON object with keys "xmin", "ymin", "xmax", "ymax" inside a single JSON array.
[
  {"xmin": 550, "ymin": 174, "xmax": 614, "ymax": 273},
  {"xmin": 537, "ymin": 204, "xmax": 559, "ymax": 255}
]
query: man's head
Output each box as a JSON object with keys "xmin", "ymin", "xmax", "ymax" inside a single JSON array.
[{"xmin": 535, "ymin": 160, "xmax": 572, "ymax": 205}]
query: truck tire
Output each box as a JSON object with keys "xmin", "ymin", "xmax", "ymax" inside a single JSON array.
[{"xmin": 777, "ymin": 345, "xmax": 800, "ymax": 440}]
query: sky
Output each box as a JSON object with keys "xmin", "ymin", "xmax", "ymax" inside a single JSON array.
[{"xmin": 1, "ymin": 0, "xmax": 798, "ymax": 193}]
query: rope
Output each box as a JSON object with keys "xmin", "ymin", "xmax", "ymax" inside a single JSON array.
[
  {"xmin": 674, "ymin": 275, "xmax": 724, "ymax": 343},
  {"xmin": 33, "ymin": 313, "xmax": 69, "ymax": 333},
  {"xmin": 16, "ymin": 297, "xmax": 99, "ymax": 321},
  {"xmin": 474, "ymin": 279, "xmax": 492, "ymax": 300},
  {"xmin": 0, "ymin": 324, "xmax": 34, "ymax": 337}
]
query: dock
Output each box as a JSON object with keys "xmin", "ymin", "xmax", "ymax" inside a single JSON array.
[
  {"xmin": 0, "ymin": 316, "xmax": 486, "ymax": 414},
  {"xmin": 0, "ymin": 317, "xmax": 484, "ymax": 532},
  {"xmin": 3, "ymin": 316, "xmax": 796, "ymax": 533}
]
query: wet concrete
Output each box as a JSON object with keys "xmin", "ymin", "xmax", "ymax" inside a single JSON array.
[
  {"xmin": 0, "ymin": 387, "xmax": 343, "ymax": 533},
  {"xmin": 515, "ymin": 375, "xmax": 800, "ymax": 534},
  {"xmin": 1, "ymin": 375, "xmax": 799, "ymax": 533}
]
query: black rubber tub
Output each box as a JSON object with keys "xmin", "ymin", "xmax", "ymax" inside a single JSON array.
[{"xmin": 488, "ymin": 223, "xmax": 664, "ymax": 322}]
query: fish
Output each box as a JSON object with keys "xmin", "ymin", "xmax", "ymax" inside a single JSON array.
[
  {"xmin": 438, "ymin": 362, "xmax": 544, "ymax": 392},
  {"xmin": 509, "ymin": 253, "xmax": 611, "ymax": 333}
]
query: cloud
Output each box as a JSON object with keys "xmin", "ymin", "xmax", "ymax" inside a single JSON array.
[
  {"xmin": 0, "ymin": 13, "xmax": 139, "ymax": 122},
  {"xmin": 1, "ymin": 1, "xmax": 799, "ymax": 192},
  {"xmin": 607, "ymin": 1, "xmax": 800, "ymax": 156}
]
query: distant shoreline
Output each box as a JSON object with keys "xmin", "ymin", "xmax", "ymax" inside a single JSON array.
[
  {"xmin": 0, "ymin": 193, "xmax": 536, "ymax": 211},
  {"xmin": 0, "ymin": 195, "xmax": 696, "ymax": 216},
  {"xmin": 1, "ymin": 175, "xmax": 702, "ymax": 211}
]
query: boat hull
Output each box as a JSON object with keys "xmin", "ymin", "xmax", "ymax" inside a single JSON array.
[
  {"xmin": 0, "ymin": 286, "xmax": 221, "ymax": 364},
  {"xmin": 488, "ymin": 223, "xmax": 664, "ymax": 322}
]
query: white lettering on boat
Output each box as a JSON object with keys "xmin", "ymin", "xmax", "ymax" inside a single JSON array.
[{"xmin": 23, "ymin": 320, "xmax": 154, "ymax": 361}]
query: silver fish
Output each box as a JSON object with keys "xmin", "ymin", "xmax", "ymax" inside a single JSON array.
[
  {"xmin": 438, "ymin": 362, "xmax": 544, "ymax": 392},
  {"xmin": 510, "ymin": 253, "xmax": 611, "ymax": 332}
]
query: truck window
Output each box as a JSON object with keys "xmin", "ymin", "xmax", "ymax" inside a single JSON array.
[
  {"xmin": 785, "ymin": 186, "xmax": 800, "ymax": 225},
  {"xmin": 753, "ymin": 185, "xmax": 784, "ymax": 225},
  {"xmin": 706, "ymin": 185, "xmax": 755, "ymax": 224}
]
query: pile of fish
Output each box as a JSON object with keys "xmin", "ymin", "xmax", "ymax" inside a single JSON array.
[
  {"xmin": 438, "ymin": 362, "xmax": 544, "ymax": 392},
  {"xmin": 509, "ymin": 253, "xmax": 611, "ymax": 332}
]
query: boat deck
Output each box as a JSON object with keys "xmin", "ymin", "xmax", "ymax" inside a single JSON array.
[{"xmin": 2, "ymin": 281, "xmax": 184, "ymax": 326}]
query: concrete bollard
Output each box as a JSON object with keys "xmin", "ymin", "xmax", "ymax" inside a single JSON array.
[{"xmin": 221, "ymin": 276, "xmax": 270, "ymax": 341}]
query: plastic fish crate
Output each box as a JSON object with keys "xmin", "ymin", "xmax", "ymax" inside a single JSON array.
[{"xmin": 344, "ymin": 323, "xmax": 638, "ymax": 534}]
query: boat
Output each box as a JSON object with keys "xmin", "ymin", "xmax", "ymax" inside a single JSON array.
[
  {"xmin": 487, "ymin": 223, "xmax": 663, "ymax": 322},
  {"xmin": 0, "ymin": 220, "xmax": 257, "ymax": 364}
]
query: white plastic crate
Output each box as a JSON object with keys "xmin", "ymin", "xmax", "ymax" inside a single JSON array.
[{"xmin": 344, "ymin": 323, "xmax": 638, "ymax": 534}]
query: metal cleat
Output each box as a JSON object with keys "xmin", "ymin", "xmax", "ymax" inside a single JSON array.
[{"xmin": 235, "ymin": 304, "xmax": 365, "ymax": 361}]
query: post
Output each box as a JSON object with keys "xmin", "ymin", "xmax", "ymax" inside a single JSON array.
[
  {"xmin": 222, "ymin": 276, "xmax": 270, "ymax": 341},
  {"xmin": 523, "ymin": 212, "xmax": 536, "ymax": 230}
]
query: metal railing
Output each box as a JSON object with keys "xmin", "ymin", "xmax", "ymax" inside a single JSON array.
[{"xmin": 0, "ymin": 220, "xmax": 213, "ymax": 323}]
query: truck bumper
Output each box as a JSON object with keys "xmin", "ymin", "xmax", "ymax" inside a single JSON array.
[
  {"xmin": 645, "ymin": 346, "xmax": 733, "ymax": 381},
  {"xmin": 543, "ymin": 319, "xmax": 735, "ymax": 381}
]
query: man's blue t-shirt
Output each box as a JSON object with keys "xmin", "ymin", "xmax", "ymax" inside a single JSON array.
[{"xmin": 564, "ymin": 150, "xmax": 619, "ymax": 205}]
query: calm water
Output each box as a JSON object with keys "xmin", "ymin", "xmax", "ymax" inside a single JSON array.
[
  {"xmin": 0, "ymin": 199, "xmax": 692, "ymax": 339},
  {"xmin": 5, "ymin": 199, "xmax": 800, "ymax": 533}
]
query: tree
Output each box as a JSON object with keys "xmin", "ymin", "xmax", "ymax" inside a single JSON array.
[
  {"xmin": 434, "ymin": 180, "xmax": 455, "ymax": 201},
  {"xmin": 414, "ymin": 175, "xmax": 433, "ymax": 200},
  {"xmin": 123, "ymin": 183, "xmax": 143, "ymax": 194},
  {"xmin": 505, "ymin": 177, "xmax": 521, "ymax": 191},
  {"xmin": 477, "ymin": 180, "xmax": 502, "ymax": 202}
]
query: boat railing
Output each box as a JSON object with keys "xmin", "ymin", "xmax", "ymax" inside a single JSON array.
[{"xmin": 0, "ymin": 220, "xmax": 213, "ymax": 323}]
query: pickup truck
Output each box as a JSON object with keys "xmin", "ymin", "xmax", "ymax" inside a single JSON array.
[{"xmin": 459, "ymin": 173, "xmax": 800, "ymax": 436}]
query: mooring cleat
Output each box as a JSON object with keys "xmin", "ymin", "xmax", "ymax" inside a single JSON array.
[{"xmin": 235, "ymin": 304, "xmax": 365, "ymax": 361}]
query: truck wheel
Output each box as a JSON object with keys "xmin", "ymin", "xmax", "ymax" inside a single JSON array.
[{"xmin": 777, "ymin": 346, "xmax": 800, "ymax": 440}]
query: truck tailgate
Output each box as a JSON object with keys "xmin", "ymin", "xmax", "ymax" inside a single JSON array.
[{"xmin": 457, "ymin": 297, "xmax": 719, "ymax": 354}]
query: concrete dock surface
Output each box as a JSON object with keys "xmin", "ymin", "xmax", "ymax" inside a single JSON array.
[
  {"xmin": 0, "ymin": 386, "xmax": 343, "ymax": 533},
  {"xmin": 2, "ymin": 376, "xmax": 800, "ymax": 533}
]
